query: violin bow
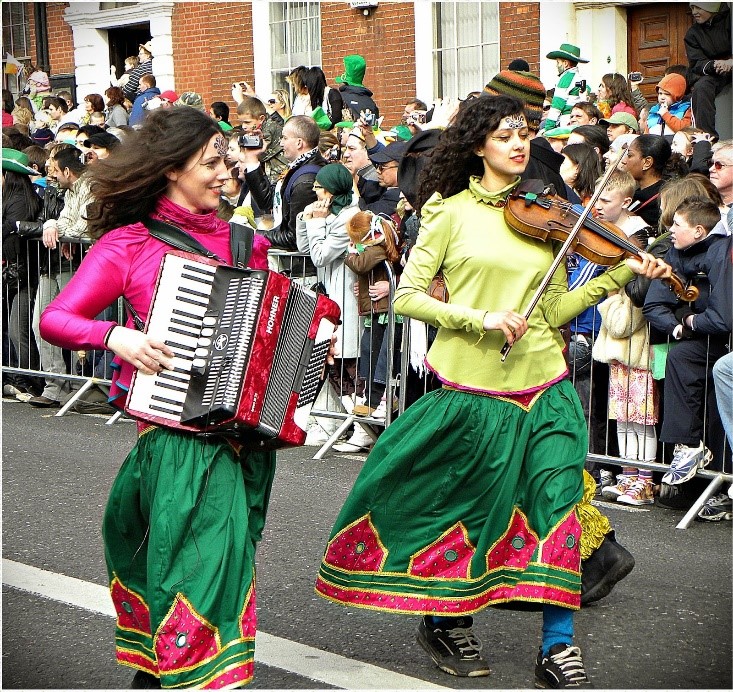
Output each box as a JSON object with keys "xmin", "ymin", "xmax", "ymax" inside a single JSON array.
[{"xmin": 500, "ymin": 144, "xmax": 629, "ymax": 361}]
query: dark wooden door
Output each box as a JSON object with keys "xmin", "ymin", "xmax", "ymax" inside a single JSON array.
[{"xmin": 627, "ymin": 3, "xmax": 692, "ymax": 99}]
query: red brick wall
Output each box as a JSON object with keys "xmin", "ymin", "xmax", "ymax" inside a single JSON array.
[
  {"xmin": 171, "ymin": 2, "xmax": 254, "ymax": 107},
  {"xmin": 320, "ymin": 2, "xmax": 416, "ymax": 127},
  {"xmin": 34, "ymin": 1, "xmax": 539, "ymax": 124},
  {"xmin": 44, "ymin": 2, "xmax": 75, "ymax": 74},
  {"xmin": 499, "ymin": 2, "xmax": 541, "ymax": 76}
]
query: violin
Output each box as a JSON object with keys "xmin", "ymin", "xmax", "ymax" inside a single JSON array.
[{"xmin": 503, "ymin": 182, "xmax": 699, "ymax": 303}]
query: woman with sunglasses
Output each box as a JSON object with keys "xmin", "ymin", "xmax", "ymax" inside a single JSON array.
[
  {"xmin": 266, "ymin": 89, "xmax": 291, "ymax": 124},
  {"xmin": 315, "ymin": 94, "xmax": 671, "ymax": 687}
]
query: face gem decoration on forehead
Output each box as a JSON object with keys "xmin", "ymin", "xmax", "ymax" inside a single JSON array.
[
  {"xmin": 502, "ymin": 114, "xmax": 526, "ymax": 130},
  {"xmin": 214, "ymin": 135, "xmax": 227, "ymax": 157}
]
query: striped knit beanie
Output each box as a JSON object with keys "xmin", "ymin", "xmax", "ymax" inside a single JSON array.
[{"xmin": 483, "ymin": 70, "xmax": 546, "ymax": 129}]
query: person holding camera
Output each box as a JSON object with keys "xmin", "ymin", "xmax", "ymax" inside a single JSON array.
[
  {"xmin": 240, "ymin": 115, "xmax": 327, "ymax": 250},
  {"xmin": 235, "ymin": 95, "xmax": 287, "ymax": 186},
  {"xmin": 543, "ymin": 43, "xmax": 591, "ymax": 131}
]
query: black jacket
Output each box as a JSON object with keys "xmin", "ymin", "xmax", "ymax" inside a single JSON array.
[
  {"xmin": 358, "ymin": 186, "xmax": 400, "ymax": 217},
  {"xmin": 685, "ymin": 5, "xmax": 732, "ymax": 85},
  {"xmin": 643, "ymin": 230, "xmax": 732, "ymax": 339},
  {"xmin": 246, "ymin": 152, "xmax": 327, "ymax": 250},
  {"xmin": 522, "ymin": 138, "xmax": 569, "ymax": 200},
  {"xmin": 338, "ymin": 84, "xmax": 379, "ymax": 121}
]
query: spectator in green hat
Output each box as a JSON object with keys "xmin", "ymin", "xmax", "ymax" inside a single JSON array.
[
  {"xmin": 543, "ymin": 43, "xmax": 591, "ymax": 131},
  {"xmin": 335, "ymin": 54, "xmax": 380, "ymax": 122}
]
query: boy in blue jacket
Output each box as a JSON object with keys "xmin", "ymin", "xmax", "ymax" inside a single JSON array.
[{"xmin": 643, "ymin": 196, "xmax": 732, "ymax": 485}]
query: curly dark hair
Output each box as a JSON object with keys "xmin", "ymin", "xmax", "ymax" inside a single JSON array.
[
  {"xmin": 85, "ymin": 107, "xmax": 221, "ymax": 238},
  {"xmin": 416, "ymin": 94, "xmax": 525, "ymax": 212}
]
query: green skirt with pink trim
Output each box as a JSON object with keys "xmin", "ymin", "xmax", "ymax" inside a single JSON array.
[
  {"xmin": 104, "ymin": 426, "xmax": 276, "ymax": 689},
  {"xmin": 316, "ymin": 381, "xmax": 586, "ymax": 615}
]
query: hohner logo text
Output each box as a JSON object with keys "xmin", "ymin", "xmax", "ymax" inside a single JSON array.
[{"xmin": 266, "ymin": 296, "xmax": 280, "ymax": 334}]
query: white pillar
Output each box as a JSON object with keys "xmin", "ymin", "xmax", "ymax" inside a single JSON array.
[
  {"xmin": 63, "ymin": 2, "xmax": 176, "ymax": 99},
  {"xmin": 414, "ymin": 0, "xmax": 434, "ymax": 103}
]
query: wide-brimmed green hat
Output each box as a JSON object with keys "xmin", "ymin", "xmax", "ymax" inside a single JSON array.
[
  {"xmin": 2, "ymin": 148, "xmax": 37, "ymax": 175},
  {"xmin": 546, "ymin": 43, "xmax": 589, "ymax": 64}
]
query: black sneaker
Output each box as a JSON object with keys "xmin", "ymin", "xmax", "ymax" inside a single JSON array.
[
  {"xmin": 416, "ymin": 616, "xmax": 491, "ymax": 677},
  {"xmin": 130, "ymin": 670, "xmax": 160, "ymax": 688},
  {"xmin": 581, "ymin": 534, "xmax": 635, "ymax": 606},
  {"xmin": 535, "ymin": 644, "xmax": 592, "ymax": 688}
]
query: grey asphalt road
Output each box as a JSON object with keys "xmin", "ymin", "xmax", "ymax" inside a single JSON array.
[{"xmin": 2, "ymin": 398, "xmax": 731, "ymax": 690}]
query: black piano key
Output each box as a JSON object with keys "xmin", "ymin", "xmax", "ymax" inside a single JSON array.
[
  {"xmin": 180, "ymin": 286, "xmax": 211, "ymax": 299},
  {"xmin": 155, "ymin": 380, "xmax": 189, "ymax": 393},
  {"xmin": 165, "ymin": 340, "xmax": 195, "ymax": 352},
  {"xmin": 172, "ymin": 308, "xmax": 203, "ymax": 321},
  {"xmin": 150, "ymin": 404, "xmax": 183, "ymax": 416},
  {"xmin": 158, "ymin": 371, "xmax": 189, "ymax": 383},
  {"xmin": 169, "ymin": 325, "xmax": 199, "ymax": 337},
  {"xmin": 151, "ymin": 394, "xmax": 185, "ymax": 406},
  {"xmin": 182, "ymin": 263, "xmax": 216, "ymax": 277},
  {"xmin": 177, "ymin": 295, "xmax": 209, "ymax": 307}
]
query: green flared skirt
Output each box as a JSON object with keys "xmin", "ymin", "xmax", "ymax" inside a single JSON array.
[
  {"xmin": 316, "ymin": 380, "xmax": 586, "ymax": 615},
  {"xmin": 103, "ymin": 426, "xmax": 276, "ymax": 689}
]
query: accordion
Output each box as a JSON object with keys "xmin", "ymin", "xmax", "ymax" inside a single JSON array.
[{"xmin": 125, "ymin": 251, "xmax": 340, "ymax": 446}]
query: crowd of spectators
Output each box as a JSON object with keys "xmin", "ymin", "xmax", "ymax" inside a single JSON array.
[{"xmin": 2, "ymin": 3, "xmax": 732, "ymax": 524}]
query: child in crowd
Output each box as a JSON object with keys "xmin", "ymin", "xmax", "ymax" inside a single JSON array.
[
  {"xmin": 643, "ymin": 196, "xmax": 732, "ymax": 487},
  {"xmin": 337, "ymin": 210, "xmax": 402, "ymax": 446},
  {"xmin": 593, "ymin": 171, "xmax": 659, "ymax": 504},
  {"xmin": 89, "ymin": 111, "xmax": 106, "ymax": 128},
  {"xmin": 671, "ymin": 127, "xmax": 714, "ymax": 174},
  {"xmin": 109, "ymin": 55, "xmax": 139, "ymax": 91},
  {"xmin": 646, "ymin": 74, "xmax": 691, "ymax": 137},
  {"xmin": 595, "ymin": 72, "xmax": 636, "ymax": 120}
]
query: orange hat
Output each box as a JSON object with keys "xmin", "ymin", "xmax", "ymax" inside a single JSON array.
[{"xmin": 656, "ymin": 74, "xmax": 687, "ymax": 102}]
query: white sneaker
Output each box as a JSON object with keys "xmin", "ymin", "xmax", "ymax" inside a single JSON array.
[
  {"xmin": 340, "ymin": 395, "xmax": 365, "ymax": 415},
  {"xmin": 304, "ymin": 427, "xmax": 331, "ymax": 446},
  {"xmin": 333, "ymin": 425, "xmax": 375, "ymax": 453}
]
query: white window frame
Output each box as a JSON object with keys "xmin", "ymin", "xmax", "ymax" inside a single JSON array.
[
  {"xmin": 429, "ymin": 1, "xmax": 500, "ymax": 100},
  {"xmin": 2, "ymin": 2, "xmax": 31, "ymax": 96},
  {"xmin": 267, "ymin": 1, "xmax": 322, "ymax": 94}
]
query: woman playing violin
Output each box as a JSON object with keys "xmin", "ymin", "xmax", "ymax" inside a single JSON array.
[{"xmin": 315, "ymin": 95, "xmax": 670, "ymax": 687}]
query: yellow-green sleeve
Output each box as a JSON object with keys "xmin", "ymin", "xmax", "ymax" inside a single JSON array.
[
  {"xmin": 541, "ymin": 261, "xmax": 636, "ymax": 328},
  {"xmin": 393, "ymin": 193, "xmax": 486, "ymax": 334}
]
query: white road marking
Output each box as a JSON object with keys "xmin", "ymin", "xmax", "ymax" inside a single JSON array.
[{"xmin": 2, "ymin": 559, "xmax": 447, "ymax": 690}]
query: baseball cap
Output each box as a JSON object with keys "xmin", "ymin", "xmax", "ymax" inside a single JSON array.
[
  {"xmin": 160, "ymin": 90, "xmax": 179, "ymax": 103},
  {"xmin": 599, "ymin": 112, "xmax": 639, "ymax": 132},
  {"xmin": 369, "ymin": 141, "xmax": 408, "ymax": 165}
]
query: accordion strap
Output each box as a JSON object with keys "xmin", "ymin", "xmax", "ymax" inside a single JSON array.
[{"xmin": 143, "ymin": 218, "xmax": 224, "ymax": 262}]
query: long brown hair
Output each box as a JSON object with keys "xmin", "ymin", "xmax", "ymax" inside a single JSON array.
[
  {"xmin": 347, "ymin": 211, "xmax": 400, "ymax": 263},
  {"xmin": 85, "ymin": 107, "xmax": 221, "ymax": 237}
]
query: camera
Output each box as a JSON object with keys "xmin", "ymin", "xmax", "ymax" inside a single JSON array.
[
  {"xmin": 574, "ymin": 80, "xmax": 587, "ymax": 92},
  {"xmin": 362, "ymin": 109, "xmax": 375, "ymax": 126},
  {"xmin": 628, "ymin": 72, "xmax": 643, "ymax": 84},
  {"xmin": 408, "ymin": 110, "xmax": 427, "ymax": 125},
  {"xmin": 238, "ymin": 133, "xmax": 264, "ymax": 149}
]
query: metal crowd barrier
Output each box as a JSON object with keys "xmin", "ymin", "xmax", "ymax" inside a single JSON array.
[{"xmin": 4, "ymin": 239, "xmax": 731, "ymax": 529}]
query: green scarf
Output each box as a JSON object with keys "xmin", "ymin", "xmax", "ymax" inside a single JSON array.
[{"xmin": 316, "ymin": 163, "xmax": 354, "ymax": 216}]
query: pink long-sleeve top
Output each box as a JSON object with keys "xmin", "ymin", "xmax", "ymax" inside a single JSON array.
[{"xmin": 40, "ymin": 195, "xmax": 270, "ymax": 403}]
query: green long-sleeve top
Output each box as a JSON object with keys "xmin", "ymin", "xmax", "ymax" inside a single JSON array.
[{"xmin": 393, "ymin": 177, "xmax": 635, "ymax": 395}]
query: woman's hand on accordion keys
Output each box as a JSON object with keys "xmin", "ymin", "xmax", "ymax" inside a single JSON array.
[{"xmin": 106, "ymin": 327, "xmax": 175, "ymax": 375}]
